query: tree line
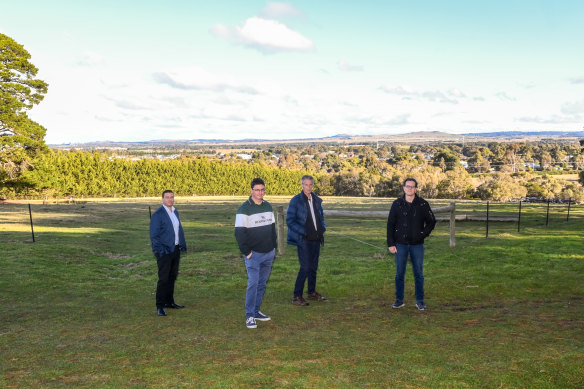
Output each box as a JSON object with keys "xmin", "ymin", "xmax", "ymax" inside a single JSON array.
[
  {"xmin": 2, "ymin": 149, "xmax": 582, "ymax": 203},
  {"xmin": 9, "ymin": 151, "xmax": 308, "ymax": 198}
]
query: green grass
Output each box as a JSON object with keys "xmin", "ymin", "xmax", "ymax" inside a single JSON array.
[{"xmin": 1, "ymin": 196, "xmax": 583, "ymax": 388}]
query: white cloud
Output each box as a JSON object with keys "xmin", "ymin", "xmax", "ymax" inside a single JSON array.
[
  {"xmin": 260, "ymin": 2, "xmax": 305, "ymax": 19},
  {"xmin": 384, "ymin": 114, "xmax": 411, "ymax": 125},
  {"xmin": 448, "ymin": 88, "xmax": 466, "ymax": 98},
  {"xmin": 568, "ymin": 77, "xmax": 584, "ymax": 84},
  {"xmin": 152, "ymin": 67, "xmax": 259, "ymax": 94},
  {"xmin": 378, "ymin": 85, "xmax": 417, "ymax": 96},
  {"xmin": 76, "ymin": 50, "xmax": 104, "ymax": 67},
  {"xmin": 560, "ymin": 99, "xmax": 584, "ymax": 115},
  {"xmin": 209, "ymin": 24, "xmax": 231, "ymax": 38},
  {"xmin": 211, "ymin": 17, "xmax": 314, "ymax": 53},
  {"xmin": 495, "ymin": 91, "xmax": 516, "ymax": 101},
  {"xmin": 94, "ymin": 115, "xmax": 121, "ymax": 122},
  {"xmin": 516, "ymin": 115, "xmax": 579, "ymax": 124},
  {"xmin": 112, "ymin": 99, "xmax": 150, "ymax": 111},
  {"xmin": 378, "ymin": 85, "xmax": 460, "ymax": 104},
  {"xmin": 345, "ymin": 113, "xmax": 410, "ymax": 126},
  {"xmin": 420, "ymin": 90, "xmax": 458, "ymax": 104},
  {"xmin": 337, "ymin": 60, "xmax": 363, "ymax": 72}
]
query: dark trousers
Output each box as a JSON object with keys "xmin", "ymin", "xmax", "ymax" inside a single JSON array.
[
  {"xmin": 156, "ymin": 246, "xmax": 181, "ymax": 308},
  {"xmin": 293, "ymin": 239, "xmax": 321, "ymax": 297}
]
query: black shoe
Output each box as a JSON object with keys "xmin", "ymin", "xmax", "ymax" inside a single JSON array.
[
  {"xmin": 157, "ymin": 307, "xmax": 167, "ymax": 316},
  {"xmin": 307, "ymin": 292, "xmax": 328, "ymax": 302},
  {"xmin": 292, "ymin": 296, "xmax": 309, "ymax": 306},
  {"xmin": 392, "ymin": 300, "xmax": 405, "ymax": 309},
  {"xmin": 165, "ymin": 302, "xmax": 185, "ymax": 309}
]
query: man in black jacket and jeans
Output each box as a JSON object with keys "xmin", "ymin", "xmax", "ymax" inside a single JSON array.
[{"xmin": 387, "ymin": 178, "xmax": 436, "ymax": 310}]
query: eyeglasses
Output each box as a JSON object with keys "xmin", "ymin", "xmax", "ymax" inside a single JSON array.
[
  {"xmin": 404, "ymin": 185, "xmax": 416, "ymax": 189},
  {"xmin": 252, "ymin": 188, "xmax": 265, "ymax": 192}
]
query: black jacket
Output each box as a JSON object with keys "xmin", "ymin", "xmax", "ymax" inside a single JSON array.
[{"xmin": 386, "ymin": 194, "xmax": 436, "ymax": 247}]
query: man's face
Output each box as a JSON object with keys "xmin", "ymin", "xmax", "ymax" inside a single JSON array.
[
  {"xmin": 302, "ymin": 179, "xmax": 314, "ymax": 196},
  {"xmin": 251, "ymin": 184, "xmax": 265, "ymax": 204},
  {"xmin": 403, "ymin": 181, "xmax": 417, "ymax": 195},
  {"xmin": 163, "ymin": 192, "xmax": 175, "ymax": 208}
]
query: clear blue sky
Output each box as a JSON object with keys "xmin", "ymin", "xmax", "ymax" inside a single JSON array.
[{"xmin": 2, "ymin": 0, "xmax": 583, "ymax": 143}]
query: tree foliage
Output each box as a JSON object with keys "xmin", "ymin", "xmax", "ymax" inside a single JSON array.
[
  {"xmin": 0, "ymin": 33, "xmax": 49, "ymax": 184},
  {"xmin": 20, "ymin": 151, "xmax": 312, "ymax": 198}
]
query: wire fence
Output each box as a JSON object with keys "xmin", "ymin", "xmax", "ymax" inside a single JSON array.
[{"xmin": 1, "ymin": 199, "xmax": 581, "ymax": 246}]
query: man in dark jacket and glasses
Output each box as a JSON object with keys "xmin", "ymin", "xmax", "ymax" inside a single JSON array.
[{"xmin": 387, "ymin": 178, "xmax": 435, "ymax": 310}]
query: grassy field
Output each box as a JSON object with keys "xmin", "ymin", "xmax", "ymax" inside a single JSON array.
[{"xmin": 1, "ymin": 196, "xmax": 582, "ymax": 388}]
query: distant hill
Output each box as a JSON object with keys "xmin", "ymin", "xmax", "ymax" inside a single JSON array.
[
  {"xmin": 50, "ymin": 130, "xmax": 583, "ymax": 149},
  {"xmin": 467, "ymin": 131, "xmax": 584, "ymax": 138}
]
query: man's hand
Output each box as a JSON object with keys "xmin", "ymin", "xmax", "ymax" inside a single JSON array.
[{"xmin": 388, "ymin": 246, "xmax": 397, "ymax": 254}]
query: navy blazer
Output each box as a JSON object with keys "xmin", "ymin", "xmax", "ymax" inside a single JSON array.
[
  {"xmin": 150, "ymin": 206, "xmax": 187, "ymax": 256},
  {"xmin": 286, "ymin": 191, "xmax": 326, "ymax": 246}
]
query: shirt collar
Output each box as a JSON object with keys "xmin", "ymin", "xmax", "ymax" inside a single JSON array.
[{"xmin": 248, "ymin": 196, "xmax": 263, "ymax": 206}]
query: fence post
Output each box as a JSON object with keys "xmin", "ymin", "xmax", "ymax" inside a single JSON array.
[
  {"xmin": 567, "ymin": 198, "xmax": 571, "ymax": 222},
  {"xmin": 449, "ymin": 201, "xmax": 456, "ymax": 247},
  {"xmin": 28, "ymin": 203, "xmax": 36, "ymax": 243},
  {"xmin": 276, "ymin": 205, "xmax": 285, "ymax": 256},
  {"xmin": 486, "ymin": 201, "xmax": 489, "ymax": 238},
  {"xmin": 546, "ymin": 199, "xmax": 550, "ymax": 227},
  {"xmin": 518, "ymin": 201, "xmax": 522, "ymax": 232}
]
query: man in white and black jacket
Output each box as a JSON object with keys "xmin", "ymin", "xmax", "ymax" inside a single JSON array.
[
  {"xmin": 387, "ymin": 178, "xmax": 436, "ymax": 311},
  {"xmin": 235, "ymin": 178, "xmax": 278, "ymax": 329}
]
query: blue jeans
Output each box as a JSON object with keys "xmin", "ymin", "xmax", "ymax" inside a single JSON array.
[
  {"xmin": 244, "ymin": 249, "xmax": 275, "ymax": 318},
  {"xmin": 394, "ymin": 243, "xmax": 424, "ymax": 303},
  {"xmin": 293, "ymin": 239, "xmax": 321, "ymax": 297}
]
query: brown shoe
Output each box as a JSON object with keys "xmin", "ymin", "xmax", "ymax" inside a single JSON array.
[
  {"xmin": 307, "ymin": 292, "xmax": 328, "ymax": 302},
  {"xmin": 292, "ymin": 296, "xmax": 309, "ymax": 306}
]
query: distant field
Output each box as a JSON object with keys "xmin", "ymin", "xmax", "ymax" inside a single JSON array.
[
  {"xmin": 553, "ymin": 173, "xmax": 579, "ymax": 182},
  {"xmin": 1, "ymin": 197, "xmax": 582, "ymax": 388}
]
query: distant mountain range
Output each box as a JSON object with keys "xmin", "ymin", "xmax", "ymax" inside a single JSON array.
[
  {"xmin": 464, "ymin": 130, "xmax": 584, "ymax": 138},
  {"xmin": 51, "ymin": 130, "xmax": 584, "ymax": 149}
]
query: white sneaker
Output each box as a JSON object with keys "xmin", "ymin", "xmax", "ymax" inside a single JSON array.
[
  {"xmin": 254, "ymin": 311, "xmax": 271, "ymax": 321},
  {"xmin": 246, "ymin": 317, "xmax": 257, "ymax": 329}
]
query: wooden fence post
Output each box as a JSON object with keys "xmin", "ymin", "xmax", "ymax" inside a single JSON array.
[
  {"xmin": 276, "ymin": 205, "xmax": 285, "ymax": 255},
  {"xmin": 518, "ymin": 201, "xmax": 522, "ymax": 232},
  {"xmin": 486, "ymin": 201, "xmax": 490, "ymax": 238},
  {"xmin": 28, "ymin": 203, "xmax": 36, "ymax": 243},
  {"xmin": 567, "ymin": 198, "xmax": 571, "ymax": 221},
  {"xmin": 449, "ymin": 202, "xmax": 456, "ymax": 247}
]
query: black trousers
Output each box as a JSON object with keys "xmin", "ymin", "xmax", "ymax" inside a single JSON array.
[{"xmin": 156, "ymin": 246, "xmax": 181, "ymax": 308}]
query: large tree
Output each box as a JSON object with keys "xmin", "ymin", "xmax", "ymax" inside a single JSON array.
[{"xmin": 1, "ymin": 33, "xmax": 48, "ymax": 185}]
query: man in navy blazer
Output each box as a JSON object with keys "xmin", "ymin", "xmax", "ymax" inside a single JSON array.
[{"xmin": 150, "ymin": 190, "xmax": 187, "ymax": 316}]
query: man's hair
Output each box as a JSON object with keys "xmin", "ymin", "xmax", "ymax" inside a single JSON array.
[
  {"xmin": 403, "ymin": 177, "xmax": 418, "ymax": 188},
  {"xmin": 301, "ymin": 175, "xmax": 314, "ymax": 184},
  {"xmin": 251, "ymin": 177, "xmax": 265, "ymax": 189},
  {"xmin": 162, "ymin": 190, "xmax": 174, "ymax": 198}
]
